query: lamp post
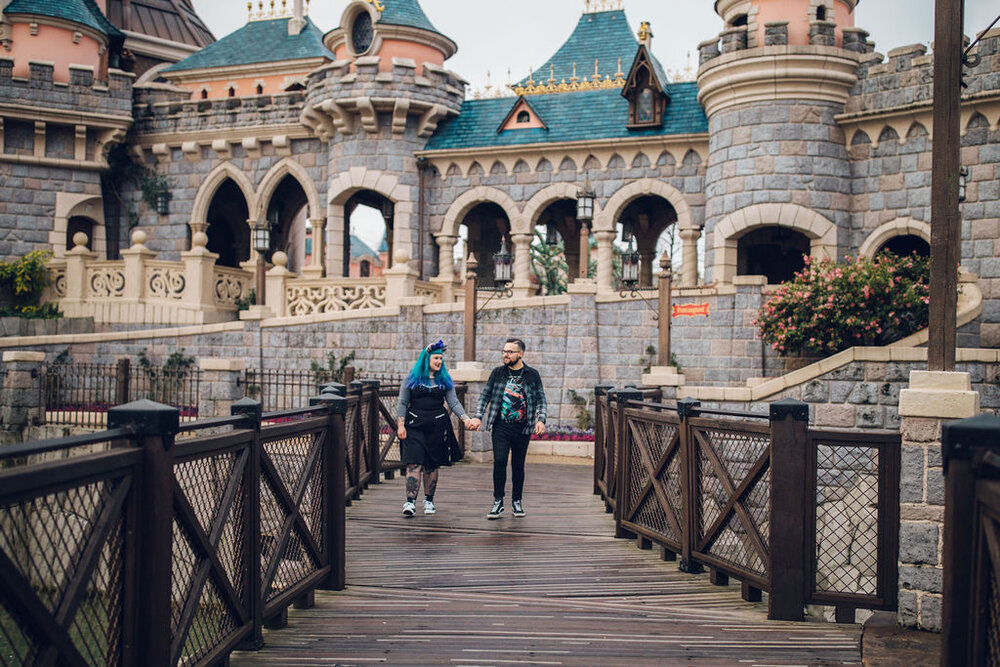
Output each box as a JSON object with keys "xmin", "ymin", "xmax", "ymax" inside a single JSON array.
[
  {"xmin": 577, "ymin": 178, "xmax": 595, "ymax": 280},
  {"xmin": 463, "ymin": 241, "xmax": 515, "ymax": 363},
  {"xmin": 252, "ymin": 222, "xmax": 270, "ymax": 306}
]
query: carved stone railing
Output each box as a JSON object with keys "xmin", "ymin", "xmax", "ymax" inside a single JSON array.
[
  {"xmin": 42, "ymin": 230, "xmax": 253, "ymax": 327},
  {"xmin": 413, "ymin": 280, "xmax": 443, "ymax": 300},
  {"xmin": 285, "ymin": 278, "xmax": 388, "ymax": 316}
]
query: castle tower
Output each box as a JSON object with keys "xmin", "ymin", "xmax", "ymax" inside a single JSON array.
[
  {"xmin": 301, "ymin": 0, "xmax": 465, "ymax": 278},
  {"xmin": 697, "ymin": 0, "xmax": 867, "ymax": 285}
]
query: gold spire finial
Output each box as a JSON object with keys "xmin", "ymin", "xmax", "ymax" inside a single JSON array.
[{"xmin": 364, "ymin": 0, "xmax": 386, "ymax": 12}]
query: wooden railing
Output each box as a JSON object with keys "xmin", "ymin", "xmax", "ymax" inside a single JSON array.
[
  {"xmin": 0, "ymin": 393, "xmax": 351, "ymax": 666},
  {"xmin": 595, "ymin": 388, "xmax": 900, "ymax": 622},
  {"xmin": 941, "ymin": 413, "xmax": 1000, "ymax": 666}
]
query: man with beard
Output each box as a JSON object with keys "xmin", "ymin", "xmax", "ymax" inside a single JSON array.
[{"xmin": 467, "ymin": 338, "xmax": 547, "ymax": 519}]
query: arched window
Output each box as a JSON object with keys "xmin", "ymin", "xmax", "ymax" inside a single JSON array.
[
  {"xmin": 517, "ymin": 110, "xmax": 530, "ymax": 123},
  {"xmin": 228, "ymin": 87, "xmax": 236, "ymax": 97},
  {"xmin": 360, "ymin": 260, "xmax": 371, "ymax": 277},
  {"xmin": 66, "ymin": 216, "xmax": 94, "ymax": 251},
  {"xmin": 200, "ymin": 89, "xmax": 208, "ymax": 100},
  {"xmin": 737, "ymin": 227, "xmax": 810, "ymax": 284},
  {"xmin": 816, "ymin": 5, "xmax": 828, "ymax": 20},
  {"xmin": 877, "ymin": 235, "xmax": 930, "ymax": 258},
  {"xmin": 256, "ymin": 84, "xmax": 264, "ymax": 95}
]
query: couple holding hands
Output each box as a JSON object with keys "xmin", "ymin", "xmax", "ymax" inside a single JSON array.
[{"xmin": 395, "ymin": 338, "xmax": 548, "ymax": 520}]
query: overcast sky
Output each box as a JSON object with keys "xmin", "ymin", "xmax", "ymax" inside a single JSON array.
[{"xmin": 193, "ymin": 0, "xmax": 997, "ymax": 93}]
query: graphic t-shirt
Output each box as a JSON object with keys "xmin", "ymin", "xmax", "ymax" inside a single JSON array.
[{"xmin": 499, "ymin": 370, "xmax": 527, "ymax": 422}]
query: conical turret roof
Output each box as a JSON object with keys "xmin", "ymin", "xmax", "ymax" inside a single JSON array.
[
  {"xmin": 4, "ymin": 0, "xmax": 123, "ymax": 40},
  {"xmin": 377, "ymin": 0, "xmax": 441, "ymax": 35}
]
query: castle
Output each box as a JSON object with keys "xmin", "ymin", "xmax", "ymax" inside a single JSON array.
[{"xmin": 0, "ymin": 0, "xmax": 997, "ymax": 362}]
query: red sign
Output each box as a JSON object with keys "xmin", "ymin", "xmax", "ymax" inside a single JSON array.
[{"xmin": 672, "ymin": 303, "xmax": 710, "ymax": 318}]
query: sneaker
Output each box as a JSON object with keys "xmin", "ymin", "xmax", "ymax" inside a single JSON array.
[
  {"xmin": 512, "ymin": 500, "xmax": 525, "ymax": 517},
  {"xmin": 487, "ymin": 499, "xmax": 504, "ymax": 520},
  {"xmin": 423, "ymin": 499, "xmax": 436, "ymax": 515},
  {"xmin": 402, "ymin": 501, "xmax": 415, "ymax": 517}
]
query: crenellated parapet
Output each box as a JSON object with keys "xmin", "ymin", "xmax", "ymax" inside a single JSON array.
[
  {"xmin": 0, "ymin": 58, "xmax": 133, "ymax": 169},
  {"xmin": 300, "ymin": 55, "xmax": 465, "ymax": 142},
  {"xmin": 132, "ymin": 90, "xmax": 309, "ymax": 138}
]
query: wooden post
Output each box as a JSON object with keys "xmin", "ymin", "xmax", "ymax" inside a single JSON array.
[
  {"xmin": 677, "ymin": 397, "xmax": 703, "ymax": 573},
  {"xmin": 342, "ymin": 365, "xmax": 356, "ymax": 385},
  {"xmin": 108, "ymin": 399, "xmax": 179, "ymax": 667},
  {"xmin": 768, "ymin": 398, "xmax": 809, "ymax": 621},
  {"xmin": 312, "ymin": 390, "xmax": 347, "ymax": 591},
  {"xmin": 657, "ymin": 253, "xmax": 672, "ymax": 367},
  {"xmin": 940, "ymin": 414, "xmax": 1000, "ymax": 665},
  {"xmin": 464, "ymin": 254, "xmax": 478, "ymax": 362},
  {"xmin": 362, "ymin": 380, "xmax": 381, "ymax": 483},
  {"xmin": 115, "ymin": 358, "xmax": 130, "ymax": 407},
  {"xmin": 231, "ymin": 397, "xmax": 263, "ymax": 650},
  {"xmin": 613, "ymin": 388, "xmax": 642, "ymax": 539},
  {"xmin": 927, "ymin": 0, "xmax": 964, "ymax": 371},
  {"xmin": 578, "ymin": 222, "xmax": 590, "ymax": 280},
  {"xmin": 593, "ymin": 385, "xmax": 615, "ymax": 496}
]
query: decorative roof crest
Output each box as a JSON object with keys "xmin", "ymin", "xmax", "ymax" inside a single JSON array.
[
  {"xmin": 248, "ymin": 0, "xmax": 309, "ymax": 21},
  {"xmin": 364, "ymin": 0, "xmax": 386, "ymax": 13},
  {"xmin": 510, "ymin": 58, "xmax": 625, "ymax": 96},
  {"xmin": 584, "ymin": 0, "xmax": 624, "ymax": 14}
]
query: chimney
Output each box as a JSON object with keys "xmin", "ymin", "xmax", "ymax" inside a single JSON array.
[{"xmin": 288, "ymin": 0, "xmax": 305, "ymax": 36}]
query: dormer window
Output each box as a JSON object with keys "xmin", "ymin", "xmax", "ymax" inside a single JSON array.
[
  {"xmin": 622, "ymin": 45, "xmax": 668, "ymax": 130},
  {"xmin": 517, "ymin": 110, "xmax": 530, "ymax": 123},
  {"xmin": 256, "ymin": 84, "xmax": 264, "ymax": 95},
  {"xmin": 228, "ymin": 87, "xmax": 236, "ymax": 97}
]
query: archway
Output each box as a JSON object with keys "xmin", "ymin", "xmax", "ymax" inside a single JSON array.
[
  {"xmin": 876, "ymin": 234, "xmax": 930, "ymax": 258},
  {"xmin": 66, "ymin": 216, "xmax": 96, "ymax": 251},
  {"xmin": 206, "ymin": 180, "xmax": 250, "ymax": 268},
  {"xmin": 460, "ymin": 202, "xmax": 511, "ymax": 288},
  {"xmin": 343, "ymin": 191, "xmax": 392, "ymax": 278},
  {"xmin": 263, "ymin": 175, "xmax": 309, "ymax": 273},
  {"xmin": 737, "ymin": 227, "xmax": 811, "ymax": 284},
  {"xmin": 618, "ymin": 195, "xmax": 678, "ymax": 287},
  {"xmin": 535, "ymin": 198, "xmax": 587, "ymax": 287}
]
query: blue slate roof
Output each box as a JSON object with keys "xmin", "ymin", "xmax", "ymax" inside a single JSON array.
[
  {"xmin": 165, "ymin": 16, "xmax": 331, "ymax": 72},
  {"xmin": 378, "ymin": 0, "xmax": 440, "ymax": 34},
  {"xmin": 424, "ymin": 83, "xmax": 707, "ymax": 151},
  {"xmin": 4, "ymin": 0, "xmax": 123, "ymax": 39},
  {"xmin": 518, "ymin": 9, "xmax": 667, "ymax": 89},
  {"xmin": 350, "ymin": 235, "xmax": 382, "ymax": 260}
]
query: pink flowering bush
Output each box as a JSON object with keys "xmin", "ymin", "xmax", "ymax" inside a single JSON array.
[{"xmin": 754, "ymin": 253, "xmax": 931, "ymax": 356}]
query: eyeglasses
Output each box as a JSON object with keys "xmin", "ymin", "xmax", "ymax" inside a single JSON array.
[{"xmin": 501, "ymin": 349, "xmax": 521, "ymax": 355}]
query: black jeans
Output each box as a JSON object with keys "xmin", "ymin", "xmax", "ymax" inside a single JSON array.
[{"xmin": 492, "ymin": 421, "xmax": 531, "ymax": 501}]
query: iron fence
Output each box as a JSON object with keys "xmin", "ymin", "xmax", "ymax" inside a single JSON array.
[{"xmin": 596, "ymin": 388, "xmax": 900, "ymax": 622}]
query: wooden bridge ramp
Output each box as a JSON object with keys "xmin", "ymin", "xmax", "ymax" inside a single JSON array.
[{"xmin": 232, "ymin": 462, "xmax": 862, "ymax": 666}]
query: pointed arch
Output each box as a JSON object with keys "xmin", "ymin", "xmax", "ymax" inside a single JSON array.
[
  {"xmin": 597, "ymin": 179, "xmax": 693, "ymax": 234},
  {"xmin": 439, "ymin": 186, "xmax": 521, "ymax": 238},
  {"xmin": 255, "ymin": 158, "xmax": 322, "ymax": 220},
  {"xmin": 191, "ymin": 162, "xmax": 257, "ymax": 225},
  {"xmin": 711, "ymin": 203, "xmax": 837, "ymax": 284}
]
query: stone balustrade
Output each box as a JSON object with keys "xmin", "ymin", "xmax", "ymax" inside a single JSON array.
[{"xmin": 47, "ymin": 229, "xmax": 252, "ymax": 325}]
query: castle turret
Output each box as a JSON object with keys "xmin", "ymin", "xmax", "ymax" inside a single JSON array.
[
  {"xmin": 301, "ymin": 0, "xmax": 465, "ymax": 278},
  {"xmin": 697, "ymin": 0, "xmax": 868, "ymax": 285}
]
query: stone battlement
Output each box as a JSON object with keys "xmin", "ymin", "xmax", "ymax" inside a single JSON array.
[
  {"xmin": 0, "ymin": 58, "xmax": 133, "ymax": 117},
  {"xmin": 132, "ymin": 90, "xmax": 309, "ymax": 136}
]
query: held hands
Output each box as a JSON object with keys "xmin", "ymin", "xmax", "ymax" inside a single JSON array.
[
  {"xmin": 533, "ymin": 421, "xmax": 546, "ymax": 436},
  {"xmin": 465, "ymin": 418, "xmax": 481, "ymax": 431}
]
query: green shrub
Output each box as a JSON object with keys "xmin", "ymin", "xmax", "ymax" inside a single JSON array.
[
  {"xmin": 0, "ymin": 251, "xmax": 61, "ymax": 318},
  {"xmin": 754, "ymin": 253, "xmax": 931, "ymax": 356}
]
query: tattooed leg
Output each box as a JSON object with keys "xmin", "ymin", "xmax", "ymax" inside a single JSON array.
[
  {"xmin": 406, "ymin": 464, "xmax": 422, "ymax": 502},
  {"xmin": 422, "ymin": 468, "xmax": 439, "ymax": 501}
]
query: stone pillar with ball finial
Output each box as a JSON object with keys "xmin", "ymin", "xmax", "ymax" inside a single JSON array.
[
  {"xmin": 182, "ymin": 227, "xmax": 221, "ymax": 316},
  {"xmin": 265, "ymin": 251, "xmax": 292, "ymax": 317},
  {"xmin": 121, "ymin": 228, "xmax": 155, "ymax": 302},
  {"xmin": 62, "ymin": 231, "xmax": 98, "ymax": 314},
  {"xmin": 382, "ymin": 248, "xmax": 418, "ymax": 309}
]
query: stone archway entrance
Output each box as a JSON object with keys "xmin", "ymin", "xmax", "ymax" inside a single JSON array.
[
  {"xmin": 618, "ymin": 195, "xmax": 678, "ymax": 287},
  {"xmin": 206, "ymin": 180, "xmax": 250, "ymax": 268},
  {"xmin": 460, "ymin": 202, "xmax": 510, "ymax": 289}
]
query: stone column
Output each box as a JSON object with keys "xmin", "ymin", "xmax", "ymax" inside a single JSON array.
[
  {"xmin": 265, "ymin": 251, "xmax": 292, "ymax": 318},
  {"xmin": 63, "ymin": 232, "xmax": 98, "ymax": 315},
  {"xmin": 1, "ymin": 351, "xmax": 45, "ymax": 434},
  {"xmin": 895, "ymin": 370, "xmax": 981, "ymax": 631},
  {"xmin": 578, "ymin": 223, "xmax": 590, "ymax": 280},
  {"xmin": 121, "ymin": 229, "xmax": 155, "ymax": 302},
  {"xmin": 197, "ymin": 358, "xmax": 245, "ymax": 418},
  {"xmin": 595, "ymin": 231, "xmax": 615, "ymax": 293},
  {"xmin": 679, "ymin": 227, "xmax": 701, "ymax": 287},
  {"xmin": 303, "ymin": 218, "xmax": 325, "ymax": 278},
  {"xmin": 511, "ymin": 232, "xmax": 534, "ymax": 298},
  {"xmin": 430, "ymin": 234, "xmax": 458, "ymax": 302},
  {"xmin": 382, "ymin": 249, "xmax": 417, "ymax": 309},
  {"xmin": 181, "ymin": 230, "xmax": 220, "ymax": 315}
]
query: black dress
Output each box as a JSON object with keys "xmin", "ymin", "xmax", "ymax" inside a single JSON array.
[{"xmin": 401, "ymin": 385, "xmax": 462, "ymax": 470}]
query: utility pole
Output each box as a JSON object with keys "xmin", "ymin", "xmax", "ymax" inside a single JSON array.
[{"xmin": 927, "ymin": 0, "xmax": 965, "ymax": 371}]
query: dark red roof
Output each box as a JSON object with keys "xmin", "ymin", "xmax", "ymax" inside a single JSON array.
[{"xmin": 104, "ymin": 0, "xmax": 214, "ymax": 49}]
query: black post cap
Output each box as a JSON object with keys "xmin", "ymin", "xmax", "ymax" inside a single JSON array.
[
  {"xmin": 769, "ymin": 398, "xmax": 809, "ymax": 422},
  {"xmin": 677, "ymin": 397, "xmax": 701, "ymax": 418},
  {"xmin": 349, "ymin": 380, "xmax": 364, "ymax": 394},
  {"xmin": 231, "ymin": 397, "xmax": 262, "ymax": 422},
  {"xmin": 321, "ymin": 382, "xmax": 347, "ymax": 397},
  {"xmin": 616, "ymin": 388, "xmax": 643, "ymax": 403},
  {"xmin": 108, "ymin": 399, "xmax": 179, "ymax": 438},
  {"xmin": 595, "ymin": 385, "xmax": 615, "ymax": 396},
  {"xmin": 310, "ymin": 393, "xmax": 347, "ymax": 414},
  {"xmin": 361, "ymin": 379, "xmax": 380, "ymax": 391},
  {"xmin": 942, "ymin": 413, "xmax": 1000, "ymax": 469}
]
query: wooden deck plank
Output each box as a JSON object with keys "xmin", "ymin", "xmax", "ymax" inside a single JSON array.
[{"xmin": 232, "ymin": 462, "xmax": 862, "ymax": 666}]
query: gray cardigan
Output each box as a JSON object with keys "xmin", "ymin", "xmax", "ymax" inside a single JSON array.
[{"xmin": 396, "ymin": 384, "xmax": 469, "ymax": 421}]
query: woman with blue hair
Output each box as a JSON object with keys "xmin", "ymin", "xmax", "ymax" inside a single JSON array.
[{"xmin": 395, "ymin": 340, "xmax": 472, "ymax": 517}]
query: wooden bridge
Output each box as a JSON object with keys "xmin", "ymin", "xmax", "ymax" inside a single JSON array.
[{"xmin": 231, "ymin": 461, "xmax": 863, "ymax": 666}]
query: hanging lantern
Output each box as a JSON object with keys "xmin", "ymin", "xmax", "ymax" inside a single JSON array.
[
  {"xmin": 545, "ymin": 220, "xmax": 559, "ymax": 246},
  {"xmin": 154, "ymin": 191, "xmax": 171, "ymax": 215},
  {"xmin": 252, "ymin": 222, "xmax": 271, "ymax": 254},
  {"xmin": 380, "ymin": 198, "xmax": 395, "ymax": 222},
  {"xmin": 621, "ymin": 217, "xmax": 635, "ymax": 244},
  {"xmin": 493, "ymin": 238, "xmax": 513, "ymax": 286},
  {"xmin": 576, "ymin": 177, "xmax": 595, "ymax": 224},
  {"xmin": 621, "ymin": 239, "xmax": 640, "ymax": 288}
]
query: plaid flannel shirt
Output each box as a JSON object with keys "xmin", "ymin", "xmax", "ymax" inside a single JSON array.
[{"xmin": 474, "ymin": 364, "xmax": 547, "ymax": 434}]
